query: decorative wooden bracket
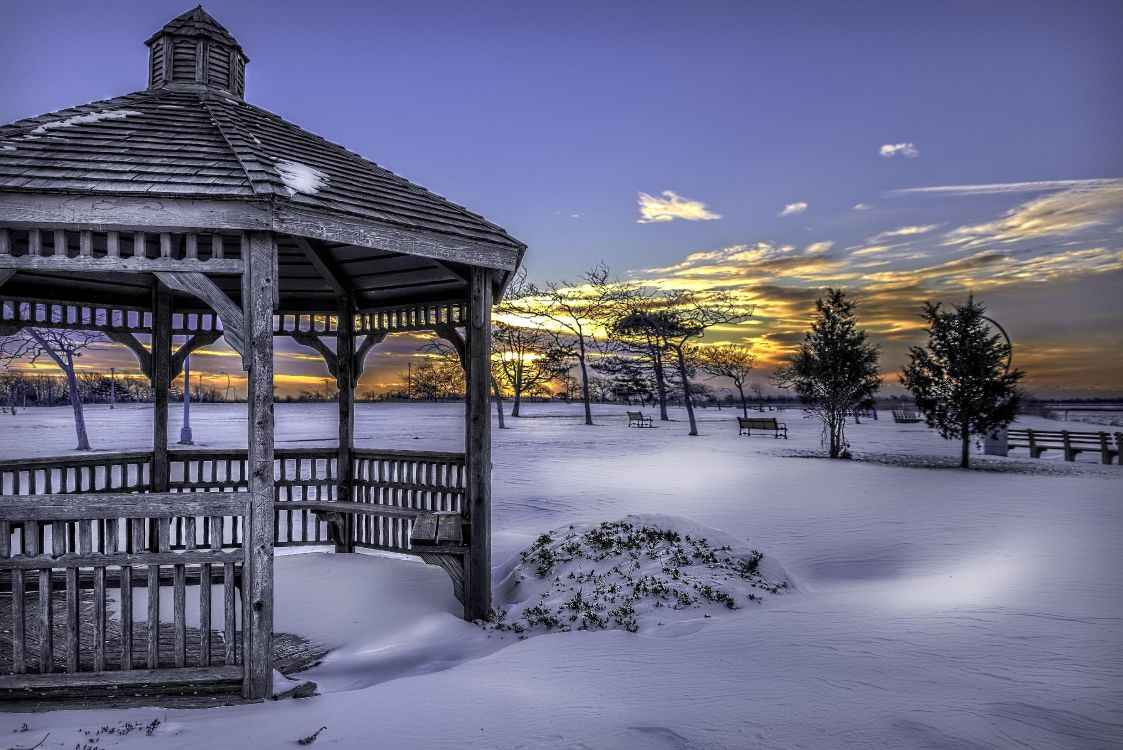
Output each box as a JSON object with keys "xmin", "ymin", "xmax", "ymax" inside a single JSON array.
[
  {"xmin": 434, "ymin": 324, "xmax": 467, "ymax": 369},
  {"xmin": 155, "ymin": 271, "xmax": 247, "ymax": 367},
  {"xmin": 171, "ymin": 330, "xmax": 223, "ymax": 381},
  {"xmin": 418, "ymin": 552, "xmax": 466, "ymax": 606},
  {"xmin": 354, "ymin": 332, "xmax": 385, "ymax": 380},
  {"xmin": 0, "ymin": 270, "xmax": 14, "ymax": 289},
  {"xmin": 290, "ymin": 331, "xmax": 387, "ymax": 382},
  {"xmin": 103, "ymin": 330, "xmax": 153, "ymax": 381},
  {"xmin": 291, "ymin": 332, "xmax": 338, "ymax": 379},
  {"xmin": 103, "ymin": 329, "xmax": 222, "ymax": 384}
]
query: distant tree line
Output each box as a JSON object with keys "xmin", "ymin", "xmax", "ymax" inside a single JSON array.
[{"xmin": 0, "ymin": 263, "xmax": 1027, "ymax": 461}]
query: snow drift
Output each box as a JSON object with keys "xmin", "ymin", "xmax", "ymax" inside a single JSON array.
[{"xmin": 489, "ymin": 514, "xmax": 796, "ymax": 635}]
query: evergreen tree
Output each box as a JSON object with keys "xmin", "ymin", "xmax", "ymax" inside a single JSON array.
[
  {"xmin": 901, "ymin": 297, "xmax": 1024, "ymax": 468},
  {"xmin": 773, "ymin": 289, "xmax": 881, "ymax": 458}
]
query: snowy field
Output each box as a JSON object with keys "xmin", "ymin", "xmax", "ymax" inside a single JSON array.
[{"xmin": 1, "ymin": 402, "xmax": 1121, "ymax": 749}]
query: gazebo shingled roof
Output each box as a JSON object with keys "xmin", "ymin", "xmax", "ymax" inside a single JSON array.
[
  {"xmin": 0, "ymin": 6, "xmax": 510, "ymax": 703},
  {"xmin": 0, "ymin": 5, "xmax": 524, "ymax": 311}
]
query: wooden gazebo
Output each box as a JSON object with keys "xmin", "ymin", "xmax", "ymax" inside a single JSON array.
[{"xmin": 0, "ymin": 7, "xmax": 523, "ymax": 701}]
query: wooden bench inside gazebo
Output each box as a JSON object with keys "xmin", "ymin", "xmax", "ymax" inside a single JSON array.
[{"xmin": 0, "ymin": 7, "xmax": 524, "ymax": 703}]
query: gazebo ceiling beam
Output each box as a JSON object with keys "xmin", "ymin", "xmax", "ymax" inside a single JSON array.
[
  {"xmin": 430, "ymin": 259, "xmax": 471, "ymax": 285},
  {"xmin": 154, "ymin": 271, "xmax": 247, "ymax": 365},
  {"xmin": 293, "ymin": 236, "xmax": 349, "ymax": 296},
  {"xmin": 0, "ymin": 270, "xmax": 14, "ymax": 288}
]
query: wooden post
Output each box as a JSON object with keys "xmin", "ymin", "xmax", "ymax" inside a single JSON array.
[
  {"xmin": 152, "ymin": 282, "xmax": 172, "ymax": 493},
  {"xmin": 464, "ymin": 267, "xmax": 492, "ymax": 621},
  {"xmin": 335, "ymin": 292, "xmax": 355, "ymax": 553},
  {"xmin": 243, "ymin": 231, "xmax": 275, "ymax": 699}
]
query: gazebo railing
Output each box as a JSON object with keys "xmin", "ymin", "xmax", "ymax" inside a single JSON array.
[
  {"xmin": 0, "ymin": 452, "xmax": 151, "ymax": 497},
  {"xmin": 351, "ymin": 449, "xmax": 465, "ymax": 552},
  {"xmin": 1, "ymin": 447, "xmax": 466, "ymax": 554},
  {"xmin": 0, "ymin": 492, "xmax": 247, "ymax": 692}
]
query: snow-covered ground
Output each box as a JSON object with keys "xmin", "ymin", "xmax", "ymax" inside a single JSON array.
[{"xmin": 1, "ymin": 402, "xmax": 1121, "ymax": 749}]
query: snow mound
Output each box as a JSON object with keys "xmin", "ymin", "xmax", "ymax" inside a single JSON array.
[
  {"xmin": 489, "ymin": 514, "xmax": 795, "ymax": 636},
  {"xmin": 275, "ymin": 160, "xmax": 329, "ymax": 196}
]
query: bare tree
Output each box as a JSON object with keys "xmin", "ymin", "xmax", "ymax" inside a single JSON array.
[
  {"xmin": 525, "ymin": 263, "xmax": 622, "ymax": 426},
  {"xmin": 619, "ymin": 291, "xmax": 753, "ymax": 435},
  {"xmin": 607, "ymin": 289, "xmax": 673, "ymax": 420},
  {"xmin": 697, "ymin": 343, "xmax": 758, "ymax": 417},
  {"xmin": 493, "ymin": 322, "xmax": 570, "ymax": 417},
  {"xmin": 0, "ymin": 328, "xmax": 105, "ymax": 449},
  {"xmin": 423, "ymin": 335, "xmax": 508, "ymax": 428},
  {"xmin": 0, "ymin": 369, "xmax": 25, "ymax": 414},
  {"xmin": 749, "ymin": 381, "xmax": 766, "ymax": 412}
]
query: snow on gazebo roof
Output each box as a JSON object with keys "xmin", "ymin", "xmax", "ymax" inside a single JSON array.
[{"xmin": 0, "ymin": 6, "xmax": 525, "ymax": 257}]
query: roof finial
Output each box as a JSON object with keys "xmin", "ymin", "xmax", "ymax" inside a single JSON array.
[{"xmin": 145, "ymin": 7, "xmax": 248, "ymax": 98}]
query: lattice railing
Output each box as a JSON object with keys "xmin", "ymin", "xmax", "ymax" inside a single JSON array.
[
  {"xmin": 356, "ymin": 301, "xmax": 466, "ymax": 334},
  {"xmin": 0, "ymin": 228, "xmax": 244, "ymax": 269}
]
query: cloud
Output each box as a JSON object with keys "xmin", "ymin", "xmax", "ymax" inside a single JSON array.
[
  {"xmin": 893, "ymin": 178, "xmax": 1121, "ymax": 196},
  {"xmin": 778, "ymin": 201, "xmax": 807, "ymax": 217},
  {"xmin": 849, "ymin": 245, "xmax": 891, "ymax": 257},
  {"xmin": 944, "ymin": 183, "xmax": 1123, "ymax": 249},
  {"xmin": 868, "ymin": 224, "xmax": 939, "ymax": 242},
  {"xmin": 636, "ymin": 190, "xmax": 722, "ymax": 224},
  {"xmin": 852, "ymin": 203, "xmax": 872, "ymax": 211},
  {"xmin": 879, "ymin": 142, "xmax": 919, "ymax": 158},
  {"xmin": 805, "ymin": 241, "xmax": 834, "ymax": 255}
]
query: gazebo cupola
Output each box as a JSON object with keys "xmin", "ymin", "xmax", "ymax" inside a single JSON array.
[
  {"xmin": 146, "ymin": 6, "xmax": 248, "ymax": 97},
  {"xmin": 0, "ymin": 5, "xmax": 523, "ymax": 703}
]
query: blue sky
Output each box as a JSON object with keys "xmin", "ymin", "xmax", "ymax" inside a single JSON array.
[{"xmin": 2, "ymin": 0, "xmax": 1121, "ymax": 395}]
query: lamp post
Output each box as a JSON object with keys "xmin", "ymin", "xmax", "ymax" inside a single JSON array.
[
  {"xmin": 407, "ymin": 361, "xmax": 412, "ymax": 400},
  {"xmin": 109, "ymin": 366, "xmax": 116, "ymax": 409},
  {"xmin": 981, "ymin": 315, "xmax": 1013, "ymax": 374},
  {"xmin": 179, "ymin": 355, "xmax": 193, "ymax": 444},
  {"xmin": 221, "ymin": 371, "xmax": 231, "ymax": 402}
]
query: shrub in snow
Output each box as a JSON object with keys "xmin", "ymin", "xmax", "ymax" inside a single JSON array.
[{"xmin": 488, "ymin": 515, "xmax": 794, "ymax": 636}]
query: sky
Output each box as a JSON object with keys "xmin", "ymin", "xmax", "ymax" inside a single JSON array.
[{"xmin": 1, "ymin": 0, "xmax": 1122, "ymax": 398}]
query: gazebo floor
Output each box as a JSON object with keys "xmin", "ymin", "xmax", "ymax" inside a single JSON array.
[{"xmin": 0, "ymin": 592, "xmax": 327, "ymax": 710}]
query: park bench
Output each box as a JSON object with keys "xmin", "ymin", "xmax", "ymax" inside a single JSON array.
[
  {"xmin": 1007, "ymin": 428, "xmax": 1121, "ymax": 464},
  {"xmin": 892, "ymin": 410, "xmax": 923, "ymax": 423},
  {"xmin": 627, "ymin": 411, "xmax": 653, "ymax": 428},
  {"xmin": 738, "ymin": 416, "xmax": 788, "ymax": 438}
]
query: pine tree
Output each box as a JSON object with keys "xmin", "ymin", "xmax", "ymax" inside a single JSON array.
[
  {"xmin": 901, "ymin": 297, "xmax": 1024, "ymax": 468},
  {"xmin": 773, "ymin": 289, "xmax": 881, "ymax": 458}
]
